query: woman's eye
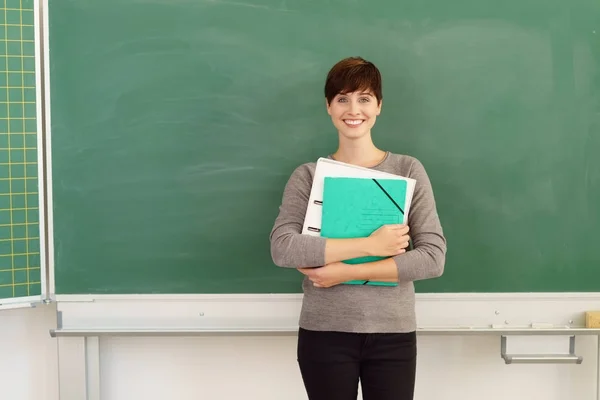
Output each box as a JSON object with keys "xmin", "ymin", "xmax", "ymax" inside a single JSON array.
[{"xmin": 359, "ymin": 97, "xmax": 370, "ymax": 102}]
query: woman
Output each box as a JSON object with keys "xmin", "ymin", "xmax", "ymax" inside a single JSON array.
[{"xmin": 269, "ymin": 56, "xmax": 447, "ymax": 400}]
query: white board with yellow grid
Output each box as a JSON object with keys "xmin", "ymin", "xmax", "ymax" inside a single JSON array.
[{"xmin": 0, "ymin": 0, "xmax": 46, "ymax": 308}]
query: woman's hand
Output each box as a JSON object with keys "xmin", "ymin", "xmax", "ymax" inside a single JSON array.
[
  {"xmin": 367, "ymin": 224, "xmax": 410, "ymax": 257},
  {"xmin": 298, "ymin": 262, "xmax": 354, "ymax": 288}
]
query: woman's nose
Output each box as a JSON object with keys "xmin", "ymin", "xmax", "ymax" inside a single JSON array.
[{"xmin": 349, "ymin": 102, "xmax": 361, "ymax": 115}]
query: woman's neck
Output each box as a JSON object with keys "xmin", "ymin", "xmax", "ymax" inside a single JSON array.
[{"xmin": 332, "ymin": 136, "xmax": 387, "ymax": 168}]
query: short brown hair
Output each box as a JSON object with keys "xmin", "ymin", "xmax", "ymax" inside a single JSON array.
[{"xmin": 324, "ymin": 57, "xmax": 382, "ymax": 105}]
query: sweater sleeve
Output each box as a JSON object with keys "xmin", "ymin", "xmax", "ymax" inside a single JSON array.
[
  {"xmin": 269, "ymin": 164, "xmax": 327, "ymax": 268},
  {"xmin": 393, "ymin": 158, "xmax": 447, "ymax": 281}
]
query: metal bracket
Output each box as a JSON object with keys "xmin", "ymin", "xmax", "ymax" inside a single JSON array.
[{"xmin": 501, "ymin": 335, "xmax": 583, "ymax": 364}]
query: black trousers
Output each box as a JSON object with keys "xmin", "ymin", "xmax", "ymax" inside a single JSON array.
[{"xmin": 297, "ymin": 327, "xmax": 417, "ymax": 400}]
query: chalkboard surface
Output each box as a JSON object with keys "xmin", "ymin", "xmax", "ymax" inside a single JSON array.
[{"xmin": 48, "ymin": 0, "xmax": 600, "ymax": 294}]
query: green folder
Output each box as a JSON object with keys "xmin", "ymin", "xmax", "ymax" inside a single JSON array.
[{"xmin": 321, "ymin": 177, "xmax": 408, "ymax": 286}]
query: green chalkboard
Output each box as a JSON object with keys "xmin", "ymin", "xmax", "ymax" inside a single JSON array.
[
  {"xmin": 0, "ymin": 0, "xmax": 42, "ymax": 302},
  {"xmin": 48, "ymin": 0, "xmax": 600, "ymax": 295}
]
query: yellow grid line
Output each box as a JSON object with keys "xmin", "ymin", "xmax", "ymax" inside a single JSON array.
[
  {"xmin": 0, "ymin": 177, "xmax": 37, "ymax": 181},
  {"xmin": 0, "ymin": 267, "xmax": 38, "ymax": 272},
  {"xmin": 0, "ymin": 252, "xmax": 38, "ymax": 257},
  {"xmin": 0, "ymin": 237, "xmax": 39, "ymax": 242},
  {"xmin": 0, "ymin": 147, "xmax": 36, "ymax": 150},
  {"xmin": 0, "ymin": 282, "xmax": 39, "ymax": 288},
  {"xmin": 3, "ymin": 5, "xmax": 13, "ymax": 296},
  {"xmin": 0, "ymin": 192, "xmax": 38, "ymax": 195},
  {"xmin": 19, "ymin": 1, "xmax": 28, "ymax": 294},
  {"xmin": 0, "ymin": 207, "xmax": 38, "ymax": 211},
  {"xmin": 0, "ymin": 222, "xmax": 36, "ymax": 227}
]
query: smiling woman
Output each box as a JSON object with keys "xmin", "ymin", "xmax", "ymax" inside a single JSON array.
[{"xmin": 269, "ymin": 57, "xmax": 447, "ymax": 400}]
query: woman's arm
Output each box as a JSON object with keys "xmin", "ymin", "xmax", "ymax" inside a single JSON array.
[
  {"xmin": 391, "ymin": 158, "xmax": 446, "ymax": 281},
  {"xmin": 270, "ymin": 164, "xmax": 373, "ymax": 268},
  {"xmin": 299, "ymin": 258, "xmax": 398, "ymax": 288}
]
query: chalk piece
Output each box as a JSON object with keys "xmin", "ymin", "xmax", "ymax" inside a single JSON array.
[
  {"xmin": 585, "ymin": 311, "xmax": 600, "ymax": 328},
  {"xmin": 491, "ymin": 324, "xmax": 507, "ymax": 329}
]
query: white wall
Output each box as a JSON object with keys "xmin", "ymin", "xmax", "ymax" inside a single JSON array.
[
  {"xmin": 0, "ymin": 304, "xmax": 59, "ymax": 400},
  {"xmin": 1, "ymin": 303, "xmax": 599, "ymax": 400}
]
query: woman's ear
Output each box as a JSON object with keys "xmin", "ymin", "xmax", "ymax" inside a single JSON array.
[
  {"xmin": 325, "ymin": 97, "xmax": 332, "ymax": 115},
  {"xmin": 377, "ymin": 99, "xmax": 383, "ymax": 115}
]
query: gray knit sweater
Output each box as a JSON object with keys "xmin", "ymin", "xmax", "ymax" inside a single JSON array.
[{"xmin": 269, "ymin": 152, "xmax": 447, "ymax": 333}]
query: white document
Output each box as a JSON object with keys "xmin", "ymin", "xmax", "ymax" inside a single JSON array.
[{"xmin": 301, "ymin": 157, "xmax": 417, "ymax": 237}]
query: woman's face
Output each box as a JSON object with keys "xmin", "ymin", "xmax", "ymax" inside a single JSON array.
[{"xmin": 326, "ymin": 90, "xmax": 382, "ymax": 141}]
